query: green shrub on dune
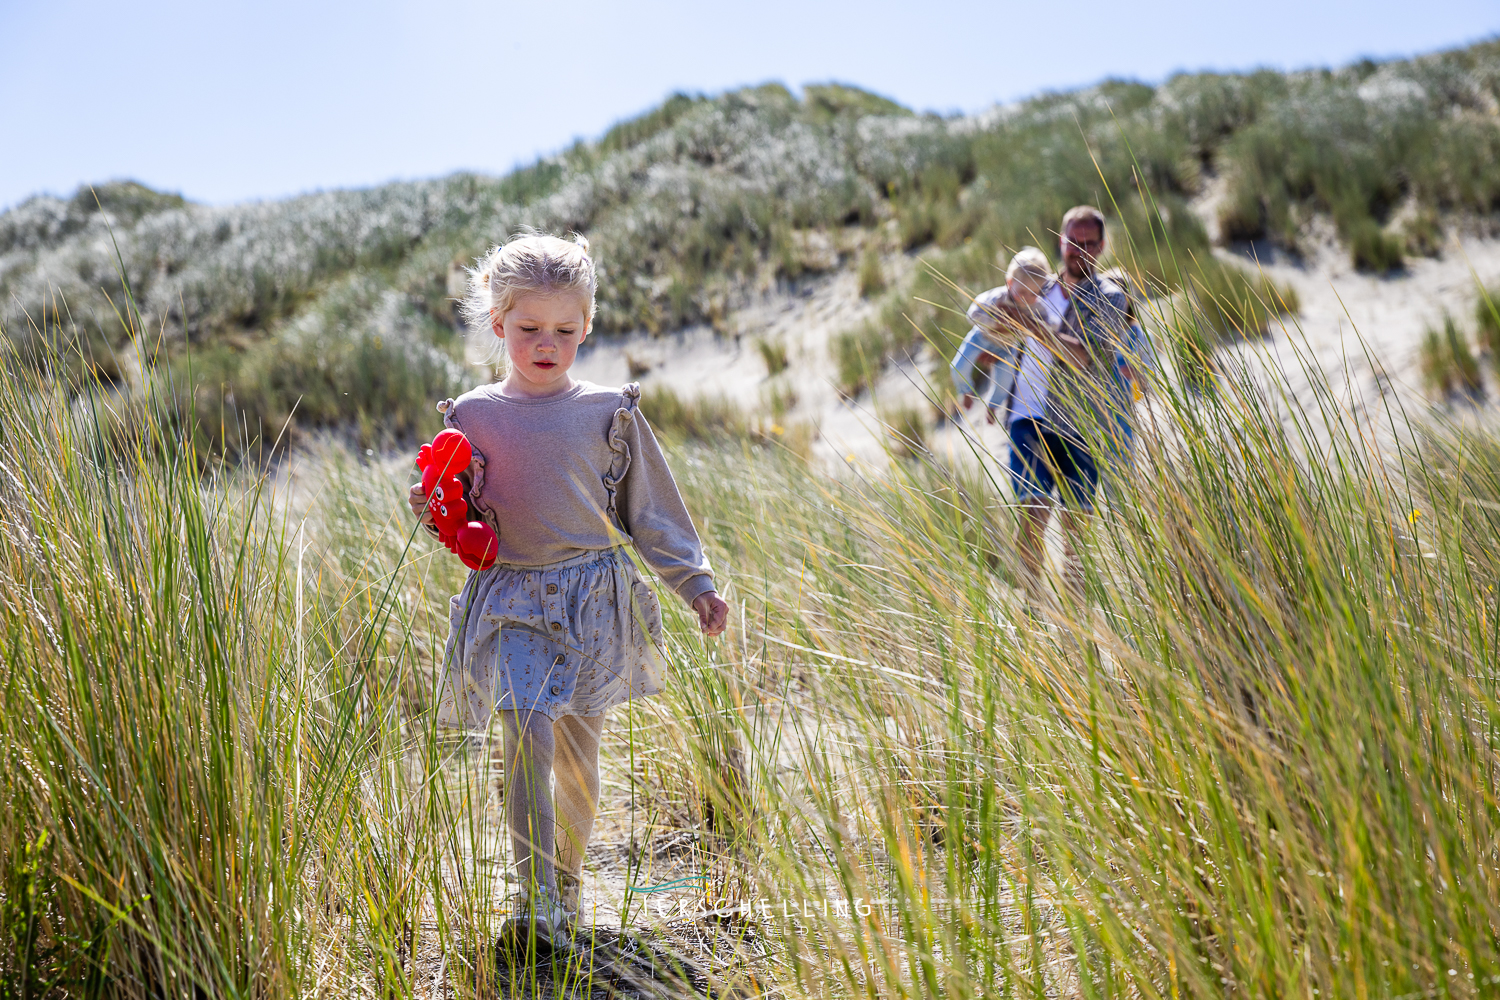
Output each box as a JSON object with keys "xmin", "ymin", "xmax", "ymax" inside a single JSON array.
[
  {"xmin": 4, "ymin": 40, "xmax": 1500, "ymax": 435},
  {"xmin": 1184, "ymin": 255, "xmax": 1300, "ymax": 339},
  {"xmin": 1476, "ymin": 283, "xmax": 1500, "ymax": 372},
  {"xmin": 1419, "ymin": 313, "xmax": 1484, "ymax": 401},
  {"xmin": 1346, "ymin": 216, "xmax": 1407, "ymax": 273},
  {"xmin": 638, "ymin": 383, "xmax": 749, "ymax": 441},
  {"xmin": 160, "ymin": 273, "xmax": 465, "ymax": 455}
]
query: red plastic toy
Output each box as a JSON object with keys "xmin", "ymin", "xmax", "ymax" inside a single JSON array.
[{"xmin": 416, "ymin": 428, "xmax": 499, "ymax": 571}]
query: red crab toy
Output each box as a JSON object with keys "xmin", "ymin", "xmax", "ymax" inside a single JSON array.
[{"xmin": 416, "ymin": 429, "xmax": 499, "ymax": 571}]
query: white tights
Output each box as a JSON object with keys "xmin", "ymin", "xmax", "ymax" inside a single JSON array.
[{"xmin": 498, "ymin": 711, "xmax": 604, "ymax": 895}]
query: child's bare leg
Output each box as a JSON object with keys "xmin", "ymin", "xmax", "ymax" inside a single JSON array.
[
  {"xmin": 552, "ymin": 714, "xmax": 604, "ymax": 883},
  {"xmin": 500, "ymin": 709, "xmax": 557, "ymax": 897}
]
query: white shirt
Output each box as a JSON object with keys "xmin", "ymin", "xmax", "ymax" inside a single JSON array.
[
  {"xmin": 1008, "ymin": 282, "xmax": 1069, "ymax": 424},
  {"xmin": 1036, "ymin": 282, "xmax": 1069, "ymax": 331},
  {"xmin": 1008, "ymin": 337, "xmax": 1053, "ymax": 423}
]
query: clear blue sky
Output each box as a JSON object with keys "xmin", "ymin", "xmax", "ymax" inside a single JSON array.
[{"xmin": 1, "ymin": 0, "xmax": 1495, "ymax": 210}]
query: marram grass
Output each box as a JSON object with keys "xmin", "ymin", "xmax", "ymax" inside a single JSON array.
[
  {"xmin": 0, "ymin": 350, "xmax": 514, "ymax": 995},
  {"xmin": 654, "ymin": 337, "xmax": 1500, "ymax": 999},
  {"xmin": 3, "ymin": 304, "xmax": 1500, "ymax": 999}
]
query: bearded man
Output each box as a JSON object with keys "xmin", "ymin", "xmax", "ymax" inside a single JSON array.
[{"xmin": 1006, "ymin": 205, "xmax": 1150, "ymax": 605}]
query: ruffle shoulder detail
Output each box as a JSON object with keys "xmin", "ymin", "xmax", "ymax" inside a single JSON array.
[
  {"xmin": 602, "ymin": 383, "xmax": 641, "ymax": 527},
  {"xmin": 435, "ymin": 395, "xmax": 491, "ymax": 531}
]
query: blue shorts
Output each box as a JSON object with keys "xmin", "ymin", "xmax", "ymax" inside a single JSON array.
[{"xmin": 1007, "ymin": 419, "xmax": 1099, "ymax": 510}]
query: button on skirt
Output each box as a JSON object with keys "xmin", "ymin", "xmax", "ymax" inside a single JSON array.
[{"xmin": 435, "ymin": 547, "xmax": 666, "ymax": 728}]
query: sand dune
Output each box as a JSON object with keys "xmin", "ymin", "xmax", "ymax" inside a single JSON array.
[{"xmin": 570, "ymin": 223, "xmax": 1500, "ymax": 474}]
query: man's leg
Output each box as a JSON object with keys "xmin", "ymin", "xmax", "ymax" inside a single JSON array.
[
  {"xmin": 1058, "ymin": 508, "xmax": 1087, "ymax": 605},
  {"xmin": 1054, "ymin": 436, "xmax": 1101, "ymax": 607},
  {"xmin": 1008, "ymin": 420, "xmax": 1058, "ymax": 607},
  {"xmin": 1017, "ymin": 499, "xmax": 1053, "ymax": 605}
]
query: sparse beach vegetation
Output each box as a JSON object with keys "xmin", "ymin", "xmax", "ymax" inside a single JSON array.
[
  {"xmin": 755, "ymin": 336, "xmax": 789, "ymax": 377},
  {"xmin": 638, "ymin": 383, "xmax": 750, "ymax": 442},
  {"xmin": 4, "ymin": 289, "xmax": 1500, "ymax": 995},
  {"xmin": 1420, "ymin": 313, "xmax": 1485, "ymax": 401},
  {"xmin": 7, "ymin": 41, "xmax": 1500, "ymax": 436},
  {"xmin": 1476, "ymin": 282, "xmax": 1500, "ymax": 371},
  {"xmin": 857, "ymin": 247, "xmax": 886, "ymax": 298},
  {"xmin": 5, "ymin": 37, "xmax": 1500, "ymax": 1000}
]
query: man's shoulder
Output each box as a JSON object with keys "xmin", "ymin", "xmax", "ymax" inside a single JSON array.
[
  {"xmin": 1087, "ymin": 273, "xmax": 1128, "ymax": 305},
  {"xmin": 1079, "ymin": 275, "xmax": 1130, "ymax": 325}
]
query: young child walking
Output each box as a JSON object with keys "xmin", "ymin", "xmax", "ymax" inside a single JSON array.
[{"xmin": 408, "ymin": 232, "xmax": 729, "ymax": 951}]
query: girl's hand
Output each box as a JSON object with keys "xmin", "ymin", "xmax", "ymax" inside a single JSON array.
[
  {"xmin": 408, "ymin": 483, "xmax": 435, "ymax": 525},
  {"xmin": 692, "ymin": 591, "xmax": 729, "ymax": 637}
]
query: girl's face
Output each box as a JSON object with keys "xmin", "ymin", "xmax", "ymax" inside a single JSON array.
[
  {"xmin": 493, "ymin": 291, "xmax": 591, "ymax": 398},
  {"xmin": 1007, "ymin": 276, "xmax": 1041, "ymax": 307}
]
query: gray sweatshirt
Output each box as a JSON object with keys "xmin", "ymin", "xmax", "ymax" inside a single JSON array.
[{"xmin": 441, "ymin": 380, "xmax": 716, "ymax": 604}]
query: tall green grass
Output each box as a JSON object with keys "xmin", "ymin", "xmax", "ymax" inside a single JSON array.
[
  {"xmin": 1476, "ymin": 283, "xmax": 1500, "ymax": 373},
  {"xmin": 656, "ymin": 336, "xmax": 1500, "ymax": 999},
  {"xmin": 1421, "ymin": 313, "xmax": 1486, "ymax": 401},
  {"xmin": 5, "ymin": 258, "xmax": 1500, "ymax": 999},
  {"xmin": 0, "ymin": 328, "xmax": 515, "ymax": 994},
  {"xmin": 639, "ymin": 384, "xmax": 751, "ymax": 442}
]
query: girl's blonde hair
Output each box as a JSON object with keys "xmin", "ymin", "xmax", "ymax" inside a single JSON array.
[
  {"xmin": 1005, "ymin": 246, "xmax": 1053, "ymax": 291},
  {"xmin": 461, "ymin": 230, "xmax": 598, "ymax": 336}
]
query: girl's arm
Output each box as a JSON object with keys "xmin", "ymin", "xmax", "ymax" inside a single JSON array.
[
  {"xmin": 691, "ymin": 591, "xmax": 729, "ymax": 636},
  {"xmin": 408, "ymin": 484, "xmax": 436, "ymax": 528},
  {"xmin": 614, "ymin": 408, "xmax": 717, "ymax": 606},
  {"xmin": 966, "ymin": 286, "xmax": 1008, "ymax": 329},
  {"xmin": 1039, "ymin": 309, "xmax": 1097, "ymax": 370}
]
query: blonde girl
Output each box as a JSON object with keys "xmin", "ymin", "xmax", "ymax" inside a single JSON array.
[{"xmin": 408, "ymin": 232, "xmax": 728, "ymax": 951}]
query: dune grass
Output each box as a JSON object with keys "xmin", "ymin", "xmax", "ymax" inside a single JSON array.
[
  {"xmin": 1421, "ymin": 313, "xmax": 1486, "ymax": 402},
  {"xmin": 858, "ymin": 249, "xmax": 887, "ymax": 299},
  {"xmin": 660, "ymin": 340, "xmax": 1500, "ymax": 999},
  {"xmin": 1476, "ymin": 283, "xmax": 1500, "ymax": 373},
  {"xmin": 639, "ymin": 384, "xmax": 751, "ymax": 442},
  {"xmin": 756, "ymin": 337, "xmax": 790, "ymax": 378},
  {"xmin": 3, "ymin": 259, "xmax": 1500, "ymax": 1000}
]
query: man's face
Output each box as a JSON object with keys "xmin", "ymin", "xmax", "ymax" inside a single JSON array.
[{"xmin": 1060, "ymin": 220, "xmax": 1105, "ymax": 281}]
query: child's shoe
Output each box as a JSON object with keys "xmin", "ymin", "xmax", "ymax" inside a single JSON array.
[
  {"xmin": 499, "ymin": 889, "xmax": 571, "ymax": 955},
  {"xmin": 555, "ymin": 872, "xmax": 582, "ymax": 924}
]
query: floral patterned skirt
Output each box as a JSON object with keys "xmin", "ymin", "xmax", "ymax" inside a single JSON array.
[{"xmin": 435, "ymin": 547, "xmax": 666, "ymax": 728}]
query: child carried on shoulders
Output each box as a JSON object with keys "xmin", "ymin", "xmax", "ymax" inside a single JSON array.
[{"xmin": 950, "ymin": 247, "xmax": 1063, "ymax": 423}]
